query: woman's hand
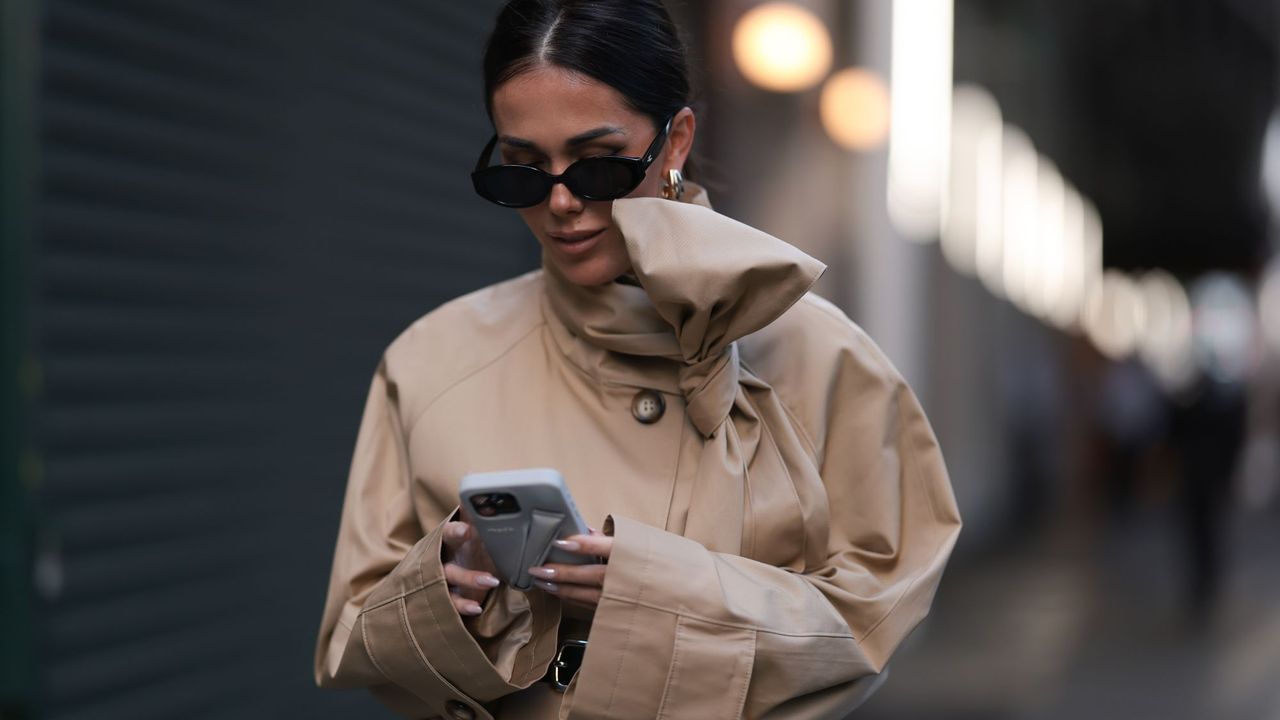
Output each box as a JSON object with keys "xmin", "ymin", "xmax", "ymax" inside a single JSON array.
[
  {"xmin": 441, "ymin": 521, "xmax": 501, "ymax": 617},
  {"xmin": 527, "ymin": 529, "xmax": 613, "ymax": 609}
]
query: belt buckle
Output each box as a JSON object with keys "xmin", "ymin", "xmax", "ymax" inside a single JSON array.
[{"xmin": 546, "ymin": 639, "xmax": 587, "ymax": 692}]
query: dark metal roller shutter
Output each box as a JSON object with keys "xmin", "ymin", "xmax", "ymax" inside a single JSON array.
[{"xmin": 36, "ymin": 1, "xmax": 531, "ymax": 717}]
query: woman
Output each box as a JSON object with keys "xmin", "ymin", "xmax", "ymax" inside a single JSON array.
[{"xmin": 314, "ymin": 1, "xmax": 961, "ymax": 718}]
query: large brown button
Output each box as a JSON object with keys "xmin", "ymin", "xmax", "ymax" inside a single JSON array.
[
  {"xmin": 631, "ymin": 389, "xmax": 666, "ymax": 424},
  {"xmin": 445, "ymin": 700, "xmax": 475, "ymax": 720}
]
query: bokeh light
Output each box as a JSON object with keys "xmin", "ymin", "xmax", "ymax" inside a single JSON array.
[
  {"xmin": 1261, "ymin": 258, "xmax": 1280, "ymax": 355},
  {"xmin": 945, "ymin": 84, "xmax": 1003, "ymax": 276},
  {"xmin": 1084, "ymin": 270, "xmax": 1146, "ymax": 359},
  {"xmin": 973, "ymin": 121, "xmax": 1007, "ymax": 297},
  {"xmin": 887, "ymin": 0, "xmax": 954, "ymax": 241},
  {"xmin": 1190, "ymin": 272, "xmax": 1260, "ymax": 385},
  {"xmin": 1029, "ymin": 159, "xmax": 1066, "ymax": 324},
  {"xmin": 1136, "ymin": 269, "xmax": 1196, "ymax": 391},
  {"xmin": 998, "ymin": 125, "xmax": 1038, "ymax": 306},
  {"xmin": 731, "ymin": 2, "xmax": 833, "ymax": 92},
  {"xmin": 820, "ymin": 67, "xmax": 891, "ymax": 151},
  {"xmin": 1263, "ymin": 112, "xmax": 1280, "ymax": 217},
  {"xmin": 1048, "ymin": 185, "xmax": 1089, "ymax": 330}
]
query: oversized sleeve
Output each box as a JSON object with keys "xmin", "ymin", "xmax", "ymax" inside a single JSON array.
[
  {"xmin": 566, "ymin": 339, "xmax": 962, "ymax": 719},
  {"xmin": 313, "ymin": 357, "xmax": 562, "ymax": 719}
]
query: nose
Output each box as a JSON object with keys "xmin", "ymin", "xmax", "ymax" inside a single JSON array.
[{"xmin": 547, "ymin": 180, "xmax": 583, "ymax": 217}]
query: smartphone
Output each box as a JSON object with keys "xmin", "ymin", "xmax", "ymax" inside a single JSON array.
[{"xmin": 458, "ymin": 468, "xmax": 592, "ymax": 591}]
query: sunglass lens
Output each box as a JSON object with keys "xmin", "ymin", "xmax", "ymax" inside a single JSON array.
[
  {"xmin": 566, "ymin": 158, "xmax": 640, "ymax": 200},
  {"xmin": 474, "ymin": 166, "xmax": 549, "ymax": 208}
]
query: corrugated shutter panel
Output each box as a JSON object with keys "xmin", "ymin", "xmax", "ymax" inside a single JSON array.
[{"xmin": 37, "ymin": 1, "xmax": 532, "ymax": 717}]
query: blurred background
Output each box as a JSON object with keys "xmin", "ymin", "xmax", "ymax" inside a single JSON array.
[{"xmin": 2, "ymin": 0, "xmax": 1279, "ymax": 718}]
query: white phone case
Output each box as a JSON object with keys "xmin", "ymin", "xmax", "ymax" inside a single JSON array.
[{"xmin": 458, "ymin": 468, "xmax": 592, "ymax": 591}]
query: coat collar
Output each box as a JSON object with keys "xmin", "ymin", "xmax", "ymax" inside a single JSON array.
[{"xmin": 540, "ymin": 181, "xmax": 826, "ymax": 425}]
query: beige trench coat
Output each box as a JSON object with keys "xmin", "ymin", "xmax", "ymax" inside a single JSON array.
[{"xmin": 314, "ymin": 184, "xmax": 962, "ymax": 719}]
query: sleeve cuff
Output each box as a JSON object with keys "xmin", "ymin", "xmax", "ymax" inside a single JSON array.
[
  {"xmin": 567, "ymin": 516, "xmax": 755, "ymax": 719},
  {"xmin": 358, "ymin": 516, "xmax": 561, "ymax": 704}
]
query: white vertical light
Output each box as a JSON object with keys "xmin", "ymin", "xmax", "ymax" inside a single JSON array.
[
  {"xmin": 1032, "ymin": 159, "xmax": 1066, "ymax": 323},
  {"xmin": 1000, "ymin": 125, "xmax": 1038, "ymax": 309},
  {"xmin": 1050, "ymin": 185, "xmax": 1086, "ymax": 330},
  {"xmin": 973, "ymin": 122, "xmax": 1005, "ymax": 297},
  {"xmin": 1081, "ymin": 198, "xmax": 1105, "ymax": 325},
  {"xmin": 1137, "ymin": 270, "xmax": 1195, "ymax": 391},
  {"xmin": 1084, "ymin": 270, "xmax": 1145, "ymax": 359},
  {"xmin": 1262, "ymin": 113, "xmax": 1280, "ymax": 216},
  {"xmin": 944, "ymin": 85, "xmax": 1002, "ymax": 276},
  {"xmin": 1191, "ymin": 273, "xmax": 1260, "ymax": 384},
  {"xmin": 888, "ymin": 0, "xmax": 953, "ymax": 242},
  {"xmin": 1261, "ymin": 258, "xmax": 1280, "ymax": 354}
]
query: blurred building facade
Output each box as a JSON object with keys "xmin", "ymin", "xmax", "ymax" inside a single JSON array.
[{"xmin": 5, "ymin": 1, "xmax": 533, "ymax": 717}]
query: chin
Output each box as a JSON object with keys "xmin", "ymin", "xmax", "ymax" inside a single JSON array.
[{"xmin": 553, "ymin": 255, "xmax": 629, "ymax": 287}]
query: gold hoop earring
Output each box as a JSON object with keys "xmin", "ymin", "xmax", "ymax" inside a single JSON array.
[{"xmin": 661, "ymin": 168, "xmax": 685, "ymax": 201}]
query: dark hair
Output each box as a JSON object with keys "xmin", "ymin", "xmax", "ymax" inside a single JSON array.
[{"xmin": 482, "ymin": 0, "xmax": 698, "ymax": 177}]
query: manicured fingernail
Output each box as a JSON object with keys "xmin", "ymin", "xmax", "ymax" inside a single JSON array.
[
  {"xmin": 451, "ymin": 526, "xmax": 468, "ymax": 539},
  {"xmin": 476, "ymin": 575, "xmax": 500, "ymax": 588},
  {"xmin": 463, "ymin": 602, "xmax": 483, "ymax": 616},
  {"xmin": 553, "ymin": 540, "xmax": 580, "ymax": 552},
  {"xmin": 528, "ymin": 567, "xmax": 555, "ymax": 579},
  {"xmin": 534, "ymin": 580, "xmax": 560, "ymax": 593}
]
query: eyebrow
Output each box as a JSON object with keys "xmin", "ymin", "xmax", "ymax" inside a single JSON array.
[{"xmin": 499, "ymin": 125, "xmax": 626, "ymax": 151}]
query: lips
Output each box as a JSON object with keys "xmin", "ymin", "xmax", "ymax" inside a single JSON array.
[
  {"xmin": 548, "ymin": 228, "xmax": 605, "ymax": 243},
  {"xmin": 547, "ymin": 227, "xmax": 605, "ymax": 255}
]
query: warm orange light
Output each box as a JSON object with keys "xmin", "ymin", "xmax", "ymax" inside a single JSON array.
[
  {"xmin": 820, "ymin": 68, "xmax": 891, "ymax": 151},
  {"xmin": 732, "ymin": 3, "xmax": 833, "ymax": 92}
]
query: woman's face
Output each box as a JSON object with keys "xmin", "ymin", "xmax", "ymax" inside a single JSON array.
[{"xmin": 490, "ymin": 65, "xmax": 695, "ymax": 287}]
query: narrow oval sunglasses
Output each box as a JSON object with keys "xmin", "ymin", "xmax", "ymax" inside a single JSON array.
[{"xmin": 471, "ymin": 116, "xmax": 673, "ymax": 208}]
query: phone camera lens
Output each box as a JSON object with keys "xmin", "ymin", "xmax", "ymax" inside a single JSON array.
[
  {"xmin": 493, "ymin": 494, "xmax": 520, "ymax": 513},
  {"xmin": 470, "ymin": 492, "xmax": 519, "ymax": 516},
  {"xmin": 470, "ymin": 494, "xmax": 493, "ymax": 514}
]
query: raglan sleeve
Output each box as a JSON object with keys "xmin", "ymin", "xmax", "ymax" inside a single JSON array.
[
  {"xmin": 566, "ymin": 327, "xmax": 963, "ymax": 719},
  {"xmin": 313, "ymin": 355, "xmax": 562, "ymax": 719}
]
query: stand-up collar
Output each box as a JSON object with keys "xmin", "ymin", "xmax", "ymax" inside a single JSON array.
[{"xmin": 542, "ymin": 182, "xmax": 826, "ymax": 436}]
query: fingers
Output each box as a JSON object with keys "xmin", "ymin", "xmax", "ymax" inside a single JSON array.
[
  {"xmin": 445, "ymin": 561, "xmax": 501, "ymax": 592},
  {"xmin": 441, "ymin": 521, "xmax": 472, "ymax": 552},
  {"xmin": 450, "ymin": 593, "xmax": 485, "ymax": 617},
  {"xmin": 444, "ymin": 561, "xmax": 500, "ymax": 616},
  {"xmin": 556, "ymin": 533, "xmax": 613, "ymax": 560},
  {"xmin": 528, "ymin": 561, "xmax": 607, "ymax": 609},
  {"xmin": 533, "ymin": 579, "xmax": 601, "ymax": 607},
  {"xmin": 528, "ymin": 563, "xmax": 606, "ymax": 587}
]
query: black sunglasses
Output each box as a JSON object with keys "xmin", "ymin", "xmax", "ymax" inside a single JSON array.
[{"xmin": 471, "ymin": 116, "xmax": 673, "ymax": 208}]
